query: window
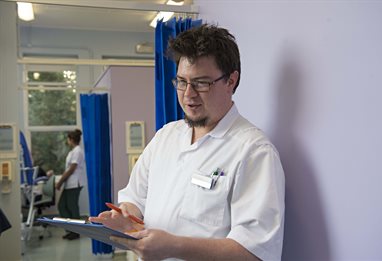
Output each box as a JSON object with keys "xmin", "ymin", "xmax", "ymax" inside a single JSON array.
[
  {"xmin": 30, "ymin": 131, "xmax": 69, "ymax": 173},
  {"xmin": 23, "ymin": 64, "xmax": 79, "ymax": 174}
]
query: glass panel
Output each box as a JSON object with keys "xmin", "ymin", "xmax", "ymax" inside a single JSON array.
[
  {"xmin": 31, "ymin": 131, "xmax": 70, "ymax": 174},
  {"xmin": 27, "ymin": 70, "xmax": 76, "ymax": 86},
  {"xmin": 28, "ymin": 89, "xmax": 77, "ymax": 126}
]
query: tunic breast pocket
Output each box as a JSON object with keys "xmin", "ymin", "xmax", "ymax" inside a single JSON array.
[{"xmin": 179, "ymin": 174, "xmax": 229, "ymax": 227}]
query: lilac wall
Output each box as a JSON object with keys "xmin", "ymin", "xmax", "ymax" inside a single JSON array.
[
  {"xmin": 197, "ymin": 1, "xmax": 382, "ymax": 260},
  {"xmin": 97, "ymin": 66, "xmax": 155, "ymax": 203}
]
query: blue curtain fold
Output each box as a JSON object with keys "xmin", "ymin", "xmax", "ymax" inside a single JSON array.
[
  {"xmin": 20, "ymin": 131, "xmax": 33, "ymax": 185},
  {"xmin": 80, "ymin": 93, "xmax": 112, "ymax": 255},
  {"xmin": 155, "ymin": 17, "xmax": 202, "ymax": 130}
]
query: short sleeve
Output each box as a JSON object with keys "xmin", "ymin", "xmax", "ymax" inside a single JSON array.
[
  {"xmin": 69, "ymin": 146, "xmax": 84, "ymax": 165},
  {"xmin": 227, "ymin": 143, "xmax": 285, "ymax": 261}
]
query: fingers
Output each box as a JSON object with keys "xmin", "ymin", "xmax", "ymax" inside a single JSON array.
[
  {"xmin": 109, "ymin": 230, "xmax": 149, "ymax": 249},
  {"xmin": 128, "ymin": 214, "xmax": 144, "ymax": 225},
  {"xmin": 132, "ymin": 222, "xmax": 145, "ymax": 231},
  {"xmin": 119, "ymin": 203, "xmax": 131, "ymax": 218},
  {"xmin": 110, "ymin": 236, "xmax": 136, "ymax": 249},
  {"xmin": 128, "ymin": 229, "xmax": 148, "ymax": 239},
  {"xmin": 88, "ymin": 211, "xmax": 112, "ymax": 223},
  {"xmin": 89, "ymin": 211, "xmax": 138, "ymax": 234},
  {"xmin": 88, "ymin": 216, "xmax": 106, "ymax": 223}
]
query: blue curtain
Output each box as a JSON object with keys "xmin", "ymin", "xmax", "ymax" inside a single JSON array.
[
  {"xmin": 80, "ymin": 93, "xmax": 112, "ymax": 255},
  {"xmin": 20, "ymin": 131, "xmax": 33, "ymax": 185},
  {"xmin": 155, "ymin": 17, "xmax": 202, "ymax": 130}
]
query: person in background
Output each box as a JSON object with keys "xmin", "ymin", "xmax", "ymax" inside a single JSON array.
[
  {"xmin": 91, "ymin": 24, "xmax": 285, "ymax": 260},
  {"xmin": 55, "ymin": 129, "xmax": 85, "ymax": 240}
]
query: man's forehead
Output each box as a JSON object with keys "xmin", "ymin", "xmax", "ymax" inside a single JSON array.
[{"xmin": 178, "ymin": 55, "xmax": 217, "ymax": 67}]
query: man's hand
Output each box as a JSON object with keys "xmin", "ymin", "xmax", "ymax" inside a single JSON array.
[
  {"xmin": 89, "ymin": 209, "xmax": 143, "ymax": 233},
  {"xmin": 111, "ymin": 229, "xmax": 176, "ymax": 261},
  {"xmin": 111, "ymin": 229, "xmax": 260, "ymax": 261}
]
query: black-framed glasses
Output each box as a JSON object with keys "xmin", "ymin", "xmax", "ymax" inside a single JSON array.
[{"xmin": 172, "ymin": 74, "xmax": 227, "ymax": 93}]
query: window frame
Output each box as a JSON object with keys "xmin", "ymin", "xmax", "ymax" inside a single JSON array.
[{"xmin": 21, "ymin": 62, "xmax": 82, "ymax": 172}]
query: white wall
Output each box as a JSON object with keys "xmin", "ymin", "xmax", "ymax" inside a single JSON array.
[
  {"xmin": 197, "ymin": 1, "xmax": 382, "ymax": 260},
  {"xmin": 19, "ymin": 27, "xmax": 154, "ymax": 85},
  {"xmin": 95, "ymin": 66, "xmax": 155, "ymax": 203},
  {"xmin": 0, "ymin": 2, "xmax": 22, "ymax": 260}
]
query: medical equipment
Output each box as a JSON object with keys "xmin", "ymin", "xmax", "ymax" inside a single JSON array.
[{"xmin": 0, "ymin": 124, "xmax": 18, "ymax": 194}]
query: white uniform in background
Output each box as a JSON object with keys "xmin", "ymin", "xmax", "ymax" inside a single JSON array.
[{"xmin": 64, "ymin": 145, "xmax": 85, "ymax": 189}]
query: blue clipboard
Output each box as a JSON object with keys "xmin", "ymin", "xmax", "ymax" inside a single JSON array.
[{"xmin": 37, "ymin": 217, "xmax": 137, "ymax": 249}]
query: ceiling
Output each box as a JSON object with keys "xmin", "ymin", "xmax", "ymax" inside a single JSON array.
[{"xmin": 17, "ymin": 0, "xmax": 197, "ymax": 33}]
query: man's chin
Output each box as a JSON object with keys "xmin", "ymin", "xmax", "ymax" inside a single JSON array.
[{"xmin": 184, "ymin": 115, "xmax": 207, "ymax": 128}]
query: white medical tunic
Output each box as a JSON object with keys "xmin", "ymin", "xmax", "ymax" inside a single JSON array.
[
  {"xmin": 119, "ymin": 105, "xmax": 285, "ymax": 260},
  {"xmin": 64, "ymin": 145, "xmax": 85, "ymax": 189}
]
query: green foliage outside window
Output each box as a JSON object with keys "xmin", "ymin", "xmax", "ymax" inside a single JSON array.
[
  {"xmin": 28, "ymin": 71, "xmax": 66, "ymax": 83},
  {"xmin": 28, "ymin": 89, "xmax": 76, "ymax": 126},
  {"xmin": 31, "ymin": 131, "xmax": 69, "ymax": 174},
  {"xmin": 27, "ymin": 70, "xmax": 77, "ymax": 174},
  {"xmin": 28, "ymin": 71, "xmax": 76, "ymax": 126}
]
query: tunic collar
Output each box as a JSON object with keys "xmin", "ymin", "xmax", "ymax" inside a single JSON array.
[
  {"xmin": 208, "ymin": 103, "xmax": 239, "ymax": 139},
  {"xmin": 177, "ymin": 103, "xmax": 240, "ymax": 151}
]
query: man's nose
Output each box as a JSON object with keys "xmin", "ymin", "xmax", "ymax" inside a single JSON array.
[{"xmin": 183, "ymin": 83, "xmax": 198, "ymax": 96}]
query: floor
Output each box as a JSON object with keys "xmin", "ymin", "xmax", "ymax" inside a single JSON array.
[{"xmin": 21, "ymin": 225, "xmax": 138, "ymax": 261}]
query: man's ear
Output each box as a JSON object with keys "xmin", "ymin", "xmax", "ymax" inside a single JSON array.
[{"xmin": 227, "ymin": 71, "xmax": 239, "ymax": 92}]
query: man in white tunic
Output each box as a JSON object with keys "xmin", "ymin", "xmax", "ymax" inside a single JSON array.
[{"xmin": 91, "ymin": 24, "xmax": 285, "ymax": 261}]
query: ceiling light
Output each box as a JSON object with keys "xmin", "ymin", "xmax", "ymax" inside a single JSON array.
[
  {"xmin": 167, "ymin": 0, "xmax": 184, "ymax": 5},
  {"xmin": 150, "ymin": 11, "xmax": 174, "ymax": 28},
  {"xmin": 150, "ymin": 0, "xmax": 184, "ymax": 28},
  {"xmin": 17, "ymin": 2, "xmax": 35, "ymax": 21}
]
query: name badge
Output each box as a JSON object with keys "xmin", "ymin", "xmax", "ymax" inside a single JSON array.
[
  {"xmin": 191, "ymin": 168, "xmax": 223, "ymax": 190},
  {"xmin": 191, "ymin": 173, "xmax": 214, "ymax": 189}
]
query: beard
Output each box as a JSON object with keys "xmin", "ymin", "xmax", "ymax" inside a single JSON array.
[{"xmin": 184, "ymin": 114, "xmax": 207, "ymax": 128}]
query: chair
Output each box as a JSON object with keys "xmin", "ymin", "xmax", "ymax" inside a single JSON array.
[
  {"xmin": 34, "ymin": 174, "xmax": 56, "ymax": 240},
  {"xmin": 21, "ymin": 167, "xmax": 55, "ymax": 242},
  {"xmin": 19, "ymin": 131, "xmax": 56, "ymax": 254}
]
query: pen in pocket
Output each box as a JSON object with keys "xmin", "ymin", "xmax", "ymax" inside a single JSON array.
[{"xmin": 211, "ymin": 168, "xmax": 223, "ymax": 187}]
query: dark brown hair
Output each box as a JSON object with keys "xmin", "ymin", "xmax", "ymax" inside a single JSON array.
[
  {"xmin": 67, "ymin": 129, "xmax": 82, "ymax": 145},
  {"xmin": 167, "ymin": 24, "xmax": 241, "ymax": 93}
]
